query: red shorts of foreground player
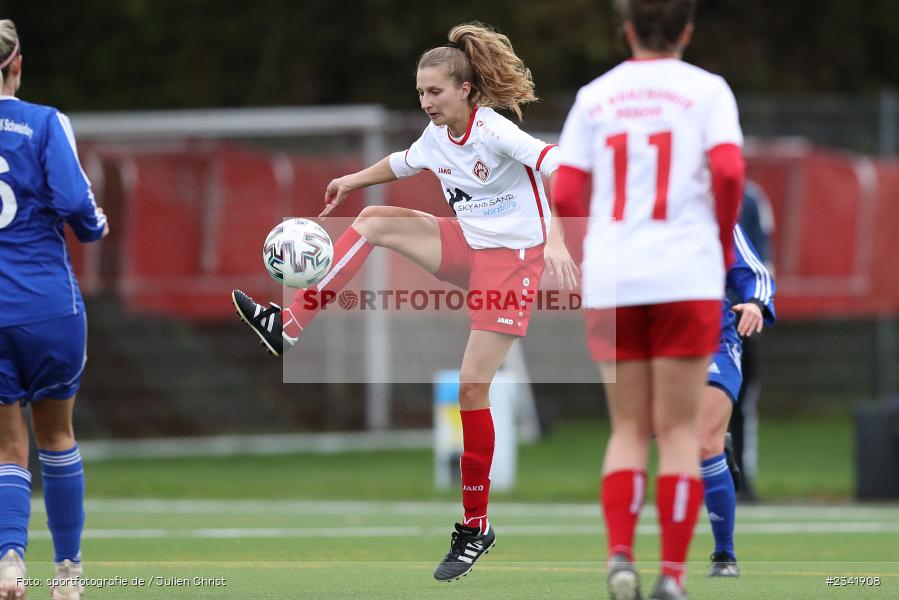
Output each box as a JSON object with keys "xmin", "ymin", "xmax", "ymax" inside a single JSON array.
[
  {"xmin": 585, "ymin": 300, "xmax": 720, "ymax": 361},
  {"xmin": 434, "ymin": 217, "xmax": 545, "ymax": 337}
]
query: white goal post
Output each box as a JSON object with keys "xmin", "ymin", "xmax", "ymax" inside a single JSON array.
[{"xmin": 70, "ymin": 105, "xmax": 541, "ymax": 441}]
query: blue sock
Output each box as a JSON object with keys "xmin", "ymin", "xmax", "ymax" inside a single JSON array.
[
  {"xmin": 39, "ymin": 445, "xmax": 85, "ymax": 563},
  {"xmin": 701, "ymin": 453, "xmax": 736, "ymax": 559},
  {"xmin": 0, "ymin": 464, "xmax": 32, "ymax": 559}
]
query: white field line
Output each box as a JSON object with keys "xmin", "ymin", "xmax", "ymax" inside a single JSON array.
[
  {"xmin": 44, "ymin": 499, "xmax": 899, "ymax": 522},
  {"xmin": 78, "ymin": 430, "xmax": 433, "ymax": 460},
  {"xmin": 26, "ymin": 521, "xmax": 899, "ymax": 541}
]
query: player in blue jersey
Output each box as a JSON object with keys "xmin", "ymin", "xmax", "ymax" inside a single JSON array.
[
  {"xmin": 0, "ymin": 20, "xmax": 107, "ymax": 600},
  {"xmin": 700, "ymin": 224, "xmax": 775, "ymax": 578}
]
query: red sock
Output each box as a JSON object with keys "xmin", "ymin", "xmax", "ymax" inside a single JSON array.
[
  {"xmin": 601, "ymin": 470, "xmax": 647, "ymax": 562},
  {"xmin": 460, "ymin": 408, "xmax": 494, "ymax": 532},
  {"xmin": 656, "ymin": 474, "xmax": 704, "ymax": 589},
  {"xmin": 283, "ymin": 226, "xmax": 373, "ymax": 338}
]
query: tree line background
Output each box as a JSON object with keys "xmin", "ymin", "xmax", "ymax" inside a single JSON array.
[{"xmin": 2, "ymin": 0, "xmax": 898, "ymax": 119}]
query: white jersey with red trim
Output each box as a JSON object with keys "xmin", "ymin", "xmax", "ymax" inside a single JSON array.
[
  {"xmin": 389, "ymin": 106, "xmax": 558, "ymax": 249},
  {"xmin": 557, "ymin": 59, "xmax": 743, "ymax": 308}
]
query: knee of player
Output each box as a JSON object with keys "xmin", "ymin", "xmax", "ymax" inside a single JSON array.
[
  {"xmin": 33, "ymin": 426, "xmax": 76, "ymax": 452},
  {"xmin": 611, "ymin": 421, "xmax": 653, "ymax": 444},
  {"xmin": 699, "ymin": 436, "xmax": 724, "ymax": 461},
  {"xmin": 653, "ymin": 416, "xmax": 698, "ymax": 442},
  {"xmin": 698, "ymin": 419, "xmax": 727, "ymax": 459},
  {"xmin": 457, "ymin": 381, "xmax": 490, "ymax": 410},
  {"xmin": 354, "ymin": 205, "xmax": 401, "ymax": 243},
  {"xmin": 0, "ymin": 439, "xmax": 29, "ymax": 466}
]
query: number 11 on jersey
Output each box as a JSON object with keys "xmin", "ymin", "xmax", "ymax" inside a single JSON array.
[{"xmin": 606, "ymin": 130, "xmax": 672, "ymax": 221}]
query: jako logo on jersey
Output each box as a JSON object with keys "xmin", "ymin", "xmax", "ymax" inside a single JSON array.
[
  {"xmin": 476, "ymin": 120, "xmax": 484, "ymax": 127},
  {"xmin": 438, "ymin": 167, "xmax": 452, "ymax": 174},
  {"xmin": 473, "ymin": 159, "xmax": 490, "ymax": 182},
  {"xmin": 462, "ymin": 484, "xmax": 485, "ymax": 491},
  {"xmin": 496, "ymin": 317, "xmax": 514, "ymax": 326}
]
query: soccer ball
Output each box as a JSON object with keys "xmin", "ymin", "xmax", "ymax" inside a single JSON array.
[{"xmin": 262, "ymin": 218, "xmax": 334, "ymax": 288}]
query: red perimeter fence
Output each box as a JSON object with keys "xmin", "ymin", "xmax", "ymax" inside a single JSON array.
[{"xmin": 68, "ymin": 142, "xmax": 899, "ymax": 321}]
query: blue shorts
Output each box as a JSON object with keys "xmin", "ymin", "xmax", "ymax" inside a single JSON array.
[
  {"xmin": 706, "ymin": 329, "xmax": 743, "ymax": 403},
  {"xmin": 0, "ymin": 313, "xmax": 87, "ymax": 405}
]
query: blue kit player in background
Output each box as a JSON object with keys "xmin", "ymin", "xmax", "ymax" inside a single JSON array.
[
  {"xmin": 731, "ymin": 179, "xmax": 776, "ymax": 502},
  {"xmin": 0, "ymin": 20, "xmax": 107, "ymax": 600},
  {"xmin": 700, "ymin": 224, "xmax": 775, "ymax": 578}
]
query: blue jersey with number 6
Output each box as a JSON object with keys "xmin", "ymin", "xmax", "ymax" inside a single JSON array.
[{"xmin": 0, "ymin": 96, "xmax": 105, "ymax": 327}]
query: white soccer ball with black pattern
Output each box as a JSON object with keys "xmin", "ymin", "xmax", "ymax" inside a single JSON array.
[{"xmin": 262, "ymin": 218, "xmax": 333, "ymax": 288}]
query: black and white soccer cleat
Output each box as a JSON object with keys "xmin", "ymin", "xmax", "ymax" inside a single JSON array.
[
  {"xmin": 724, "ymin": 432, "xmax": 743, "ymax": 493},
  {"xmin": 433, "ymin": 522, "xmax": 496, "ymax": 582},
  {"xmin": 607, "ymin": 552, "xmax": 642, "ymax": 600},
  {"xmin": 707, "ymin": 551, "xmax": 740, "ymax": 577},
  {"xmin": 231, "ymin": 289, "xmax": 295, "ymax": 356}
]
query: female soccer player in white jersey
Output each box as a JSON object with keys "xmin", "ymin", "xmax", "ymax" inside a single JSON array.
[
  {"xmin": 552, "ymin": 1, "xmax": 745, "ymax": 599},
  {"xmin": 0, "ymin": 20, "xmax": 107, "ymax": 600},
  {"xmin": 232, "ymin": 22, "xmax": 577, "ymax": 581}
]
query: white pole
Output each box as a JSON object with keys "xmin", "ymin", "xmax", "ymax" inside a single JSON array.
[{"xmin": 362, "ymin": 114, "xmax": 391, "ymax": 430}]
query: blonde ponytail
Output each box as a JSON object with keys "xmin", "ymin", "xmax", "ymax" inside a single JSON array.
[
  {"xmin": 418, "ymin": 22, "xmax": 538, "ymax": 121},
  {"xmin": 0, "ymin": 20, "xmax": 20, "ymax": 86}
]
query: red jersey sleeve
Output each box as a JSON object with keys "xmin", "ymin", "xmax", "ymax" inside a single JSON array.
[{"xmin": 708, "ymin": 143, "xmax": 745, "ymax": 268}]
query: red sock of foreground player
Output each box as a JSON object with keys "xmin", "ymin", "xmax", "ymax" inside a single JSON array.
[
  {"xmin": 460, "ymin": 408, "xmax": 495, "ymax": 533},
  {"xmin": 656, "ymin": 474, "xmax": 704, "ymax": 590},
  {"xmin": 283, "ymin": 227, "xmax": 373, "ymax": 339},
  {"xmin": 601, "ymin": 470, "xmax": 647, "ymax": 562}
]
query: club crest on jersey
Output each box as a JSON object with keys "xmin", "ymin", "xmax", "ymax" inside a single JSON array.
[{"xmin": 473, "ymin": 159, "xmax": 490, "ymax": 182}]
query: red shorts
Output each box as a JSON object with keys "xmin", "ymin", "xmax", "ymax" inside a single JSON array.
[
  {"xmin": 434, "ymin": 217, "xmax": 545, "ymax": 337},
  {"xmin": 585, "ymin": 300, "xmax": 720, "ymax": 361}
]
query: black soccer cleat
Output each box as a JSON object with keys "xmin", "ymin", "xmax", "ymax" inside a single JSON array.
[
  {"xmin": 433, "ymin": 522, "xmax": 496, "ymax": 582},
  {"xmin": 607, "ymin": 553, "xmax": 642, "ymax": 600},
  {"xmin": 649, "ymin": 575, "xmax": 688, "ymax": 600},
  {"xmin": 231, "ymin": 289, "xmax": 291, "ymax": 356},
  {"xmin": 707, "ymin": 551, "xmax": 740, "ymax": 577},
  {"xmin": 724, "ymin": 432, "xmax": 743, "ymax": 493}
]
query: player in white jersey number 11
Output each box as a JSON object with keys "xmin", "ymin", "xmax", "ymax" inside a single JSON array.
[
  {"xmin": 231, "ymin": 21, "xmax": 578, "ymax": 584},
  {"xmin": 553, "ymin": 1, "xmax": 746, "ymax": 599}
]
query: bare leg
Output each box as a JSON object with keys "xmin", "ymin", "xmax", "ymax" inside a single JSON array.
[
  {"xmin": 0, "ymin": 404, "xmax": 28, "ymax": 467},
  {"xmin": 698, "ymin": 386, "xmax": 740, "ymax": 570},
  {"xmin": 278, "ymin": 206, "xmax": 444, "ymax": 343},
  {"xmin": 458, "ymin": 330, "xmax": 518, "ymax": 404},
  {"xmin": 352, "ymin": 206, "xmax": 443, "ymax": 273},
  {"xmin": 699, "ymin": 387, "xmax": 733, "ymax": 461},
  {"xmin": 651, "ymin": 356, "xmax": 709, "ymax": 476},
  {"xmin": 600, "ymin": 360, "xmax": 653, "ymax": 474},
  {"xmin": 30, "ymin": 396, "xmax": 85, "ymax": 575},
  {"xmin": 30, "ymin": 396, "xmax": 76, "ymax": 452},
  {"xmin": 598, "ymin": 360, "xmax": 652, "ymax": 573},
  {"xmin": 651, "ymin": 355, "xmax": 709, "ymax": 592}
]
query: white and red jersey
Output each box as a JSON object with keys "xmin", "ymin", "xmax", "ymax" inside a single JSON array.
[
  {"xmin": 557, "ymin": 58, "xmax": 743, "ymax": 308},
  {"xmin": 389, "ymin": 106, "xmax": 558, "ymax": 249}
]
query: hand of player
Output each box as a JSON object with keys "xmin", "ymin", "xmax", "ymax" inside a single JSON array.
[
  {"xmin": 97, "ymin": 206, "xmax": 110, "ymax": 238},
  {"xmin": 732, "ymin": 302, "xmax": 764, "ymax": 337},
  {"xmin": 320, "ymin": 176, "xmax": 354, "ymax": 218},
  {"xmin": 544, "ymin": 237, "xmax": 580, "ymax": 291}
]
